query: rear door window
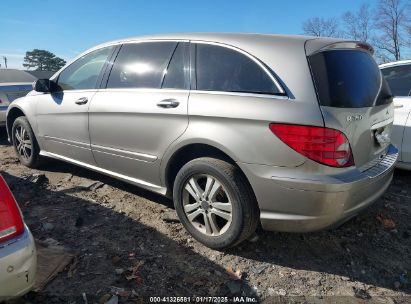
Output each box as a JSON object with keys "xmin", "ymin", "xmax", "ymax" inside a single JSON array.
[
  {"xmin": 309, "ymin": 50, "xmax": 391, "ymax": 108},
  {"xmin": 195, "ymin": 43, "xmax": 280, "ymax": 95},
  {"xmin": 381, "ymin": 64, "xmax": 411, "ymax": 96},
  {"xmin": 162, "ymin": 42, "xmax": 189, "ymax": 90},
  {"xmin": 107, "ymin": 42, "xmax": 176, "ymax": 89}
]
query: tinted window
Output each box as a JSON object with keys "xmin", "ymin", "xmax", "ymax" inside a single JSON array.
[
  {"xmin": 107, "ymin": 42, "xmax": 176, "ymax": 89},
  {"xmin": 0, "ymin": 85, "xmax": 32, "ymax": 102},
  {"xmin": 309, "ymin": 50, "xmax": 391, "ymax": 108},
  {"xmin": 0, "ymin": 84, "xmax": 32, "ymax": 92},
  {"xmin": 57, "ymin": 46, "xmax": 114, "ymax": 90},
  {"xmin": 196, "ymin": 44, "xmax": 279, "ymax": 94},
  {"xmin": 381, "ymin": 64, "xmax": 411, "ymax": 96},
  {"xmin": 162, "ymin": 43, "xmax": 187, "ymax": 89}
]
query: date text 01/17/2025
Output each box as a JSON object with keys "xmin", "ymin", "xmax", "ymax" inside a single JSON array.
[{"xmin": 149, "ymin": 296, "xmax": 258, "ymax": 303}]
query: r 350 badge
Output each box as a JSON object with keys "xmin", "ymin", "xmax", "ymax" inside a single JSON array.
[{"xmin": 346, "ymin": 114, "xmax": 363, "ymax": 122}]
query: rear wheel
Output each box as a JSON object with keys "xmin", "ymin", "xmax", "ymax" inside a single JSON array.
[
  {"xmin": 173, "ymin": 157, "xmax": 259, "ymax": 249},
  {"xmin": 12, "ymin": 116, "xmax": 43, "ymax": 168}
]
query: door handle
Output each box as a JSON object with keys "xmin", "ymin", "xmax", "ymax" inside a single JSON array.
[
  {"xmin": 394, "ymin": 104, "xmax": 404, "ymax": 109},
  {"xmin": 75, "ymin": 97, "xmax": 88, "ymax": 105},
  {"xmin": 157, "ymin": 99, "xmax": 179, "ymax": 108}
]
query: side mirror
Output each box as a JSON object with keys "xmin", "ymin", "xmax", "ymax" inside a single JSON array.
[{"xmin": 33, "ymin": 79, "xmax": 59, "ymax": 93}]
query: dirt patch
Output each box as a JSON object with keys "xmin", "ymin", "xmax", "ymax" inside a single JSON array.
[{"xmin": 1, "ymin": 130, "xmax": 410, "ymax": 303}]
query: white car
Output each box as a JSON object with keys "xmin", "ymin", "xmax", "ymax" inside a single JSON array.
[
  {"xmin": 0, "ymin": 175, "xmax": 36, "ymax": 300},
  {"xmin": 380, "ymin": 60, "xmax": 411, "ymax": 169},
  {"xmin": 0, "ymin": 69, "xmax": 37, "ymax": 127}
]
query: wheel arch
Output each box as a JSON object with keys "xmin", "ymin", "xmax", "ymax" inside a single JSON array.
[
  {"xmin": 6, "ymin": 106, "xmax": 26, "ymax": 142},
  {"xmin": 162, "ymin": 141, "xmax": 256, "ymax": 201}
]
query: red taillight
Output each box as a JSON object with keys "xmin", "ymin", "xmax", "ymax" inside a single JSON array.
[
  {"xmin": 269, "ymin": 123, "xmax": 354, "ymax": 168},
  {"xmin": 0, "ymin": 175, "xmax": 24, "ymax": 243}
]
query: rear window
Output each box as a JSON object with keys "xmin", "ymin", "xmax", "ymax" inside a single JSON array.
[
  {"xmin": 309, "ymin": 50, "xmax": 392, "ymax": 108},
  {"xmin": 196, "ymin": 44, "xmax": 280, "ymax": 95}
]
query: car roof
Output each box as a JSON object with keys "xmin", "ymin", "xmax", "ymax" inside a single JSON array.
[
  {"xmin": 93, "ymin": 32, "xmax": 343, "ymax": 51},
  {"xmin": 379, "ymin": 59, "xmax": 411, "ymax": 69},
  {"xmin": 0, "ymin": 69, "xmax": 37, "ymax": 84},
  {"xmin": 107, "ymin": 32, "xmax": 316, "ymax": 44},
  {"xmin": 90, "ymin": 32, "xmax": 371, "ymax": 61},
  {"xmin": 57, "ymin": 33, "xmax": 346, "ymax": 76}
]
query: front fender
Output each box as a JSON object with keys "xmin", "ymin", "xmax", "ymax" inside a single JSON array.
[{"xmin": 6, "ymin": 95, "xmax": 38, "ymax": 143}]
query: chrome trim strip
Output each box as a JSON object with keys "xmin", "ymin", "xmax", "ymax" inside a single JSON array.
[
  {"xmin": 31, "ymin": 89, "xmax": 99, "ymax": 95},
  {"xmin": 96, "ymin": 88, "xmax": 288, "ymax": 100},
  {"xmin": 121, "ymin": 39, "xmax": 190, "ymax": 45},
  {"xmin": 363, "ymin": 145, "xmax": 398, "ymax": 178},
  {"xmin": 39, "ymin": 150, "xmax": 166, "ymax": 193},
  {"xmin": 43, "ymin": 136, "xmax": 90, "ymax": 149},
  {"xmin": 371, "ymin": 117, "xmax": 394, "ymax": 130},
  {"xmin": 193, "ymin": 90, "xmax": 289, "ymax": 100},
  {"xmin": 97, "ymin": 88, "xmax": 189, "ymax": 94},
  {"xmin": 96, "ymin": 40, "xmax": 286, "ymax": 96},
  {"xmin": 260, "ymin": 211, "xmax": 318, "ymax": 221},
  {"xmin": 92, "ymin": 149, "xmax": 150, "ymax": 162},
  {"xmin": 191, "ymin": 40, "xmax": 286, "ymax": 94},
  {"xmin": 46, "ymin": 140, "xmax": 91, "ymax": 151},
  {"xmin": 51, "ymin": 39, "xmax": 191, "ymax": 81},
  {"xmin": 91, "ymin": 144, "xmax": 157, "ymax": 162}
]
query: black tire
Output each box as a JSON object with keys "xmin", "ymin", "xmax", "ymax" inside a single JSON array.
[
  {"xmin": 173, "ymin": 157, "xmax": 259, "ymax": 249},
  {"xmin": 11, "ymin": 116, "xmax": 43, "ymax": 168}
]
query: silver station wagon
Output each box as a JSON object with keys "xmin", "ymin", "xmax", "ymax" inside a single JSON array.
[{"xmin": 6, "ymin": 33, "xmax": 398, "ymax": 248}]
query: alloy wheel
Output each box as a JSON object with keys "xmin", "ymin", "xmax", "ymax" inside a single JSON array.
[
  {"xmin": 182, "ymin": 174, "xmax": 233, "ymax": 236},
  {"xmin": 14, "ymin": 125, "xmax": 32, "ymax": 161}
]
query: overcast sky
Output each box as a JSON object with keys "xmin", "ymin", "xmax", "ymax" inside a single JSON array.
[{"xmin": 1, "ymin": 0, "xmax": 373, "ymax": 69}]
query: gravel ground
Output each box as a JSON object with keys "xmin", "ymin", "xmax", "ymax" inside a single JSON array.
[{"xmin": 1, "ymin": 129, "xmax": 410, "ymax": 304}]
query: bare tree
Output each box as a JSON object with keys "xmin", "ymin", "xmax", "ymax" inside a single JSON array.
[
  {"xmin": 374, "ymin": 0, "xmax": 409, "ymax": 60},
  {"xmin": 342, "ymin": 4, "xmax": 373, "ymax": 42},
  {"xmin": 302, "ymin": 17, "xmax": 341, "ymax": 37}
]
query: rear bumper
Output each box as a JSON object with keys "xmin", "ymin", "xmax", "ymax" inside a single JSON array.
[
  {"xmin": 0, "ymin": 226, "xmax": 37, "ymax": 301},
  {"xmin": 239, "ymin": 144, "xmax": 398, "ymax": 232}
]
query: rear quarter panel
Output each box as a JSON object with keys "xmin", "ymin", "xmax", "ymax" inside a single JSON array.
[
  {"xmin": 161, "ymin": 37, "xmax": 326, "ymax": 182},
  {"xmin": 161, "ymin": 92, "xmax": 324, "ymax": 174}
]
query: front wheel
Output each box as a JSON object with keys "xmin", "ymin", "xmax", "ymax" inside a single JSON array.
[
  {"xmin": 173, "ymin": 157, "xmax": 259, "ymax": 249},
  {"xmin": 12, "ymin": 116, "xmax": 43, "ymax": 168}
]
